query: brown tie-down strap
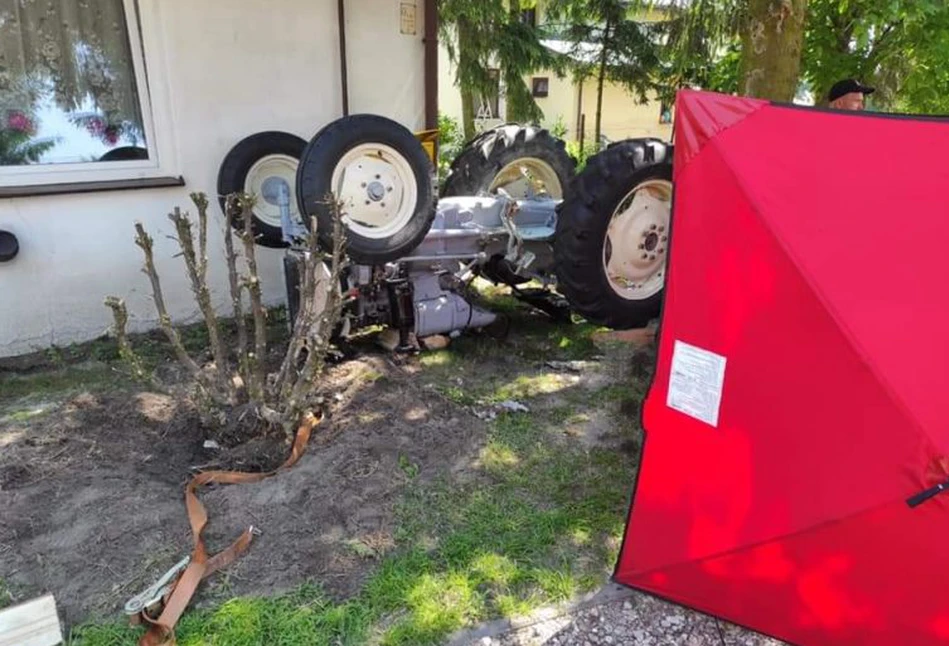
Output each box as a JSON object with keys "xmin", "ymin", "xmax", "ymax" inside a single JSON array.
[{"xmin": 137, "ymin": 411, "xmax": 322, "ymax": 646}]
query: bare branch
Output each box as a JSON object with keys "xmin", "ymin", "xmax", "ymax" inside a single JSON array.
[
  {"xmin": 190, "ymin": 192, "xmax": 210, "ymax": 280},
  {"xmin": 272, "ymin": 216, "xmax": 320, "ymax": 403},
  {"xmin": 103, "ymin": 296, "xmax": 156, "ymax": 386},
  {"xmin": 134, "ymin": 222, "xmax": 203, "ymax": 378},
  {"xmin": 237, "ymin": 193, "xmax": 268, "ymax": 401},
  {"xmin": 223, "ymin": 194, "xmax": 249, "ymax": 372},
  {"xmin": 285, "ymin": 194, "xmax": 350, "ymax": 430},
  {"xmin": 169, "ymin": 204, "xmax": 229, "ymax": 378}
]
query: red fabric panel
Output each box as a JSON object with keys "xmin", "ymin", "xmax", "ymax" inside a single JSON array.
[
  {"xmin": 715, "ymin": 105, "xmax": 949, "ymax": 452},
  {"xmin": 673, "ymin": 89, "xmax": 767, "ymax": 174},
  {"xmin": 616, "ymin": 90, "xmax": 949, "ymax": 645},
  {"xmin": 628, "ymin": 500, "xmax": 949, "ymax": 646},
  {"xmin": 618, "ymin": 137, "xmax": 938, "ymax": 573}
]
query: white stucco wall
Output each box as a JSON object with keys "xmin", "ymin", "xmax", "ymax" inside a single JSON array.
[
  {"xmin": 347, "ymin": 0, "xmax": 426, "ymax": 129},
  {"xmin": 0, "ymin": 0, "xmax": 427, "ymax": 357}
]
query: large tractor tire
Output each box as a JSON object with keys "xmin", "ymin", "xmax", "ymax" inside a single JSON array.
[
  {"xmin": 554, "ymin": 139, "xmax": 673, "ymax": 329},
  {"xmin": 441, "ymin": 124, "xmax": 576, "ymax": 200},
  {"xmin": 296, "ymin": 114, "xmax": 437, "ymax": 265}
]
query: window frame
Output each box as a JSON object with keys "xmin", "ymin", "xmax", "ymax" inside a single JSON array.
[
  {"xmin": 486, "ymin": 68, "xmax": 500, "ymax": 118},
  {"xmin": 0, "ymin": 0, "xmax": 178, "ymax": 189},
  {"xmin": 474, "ymin": 68, "xmax": 501, "ymax": 120},
  {"xmin": 532, "ymin": 77, "xmax": 550, "ymax": 98}
]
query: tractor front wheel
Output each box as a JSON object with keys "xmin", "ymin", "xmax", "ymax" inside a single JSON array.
[
  {"xmin": 296, "ymin": 114, "xmax": 437, "ymax": 265},
  {"xmin": 554, "ymin": 139, "xmax": 673, "ymax": 330},
  {"xmin": 217, "ymin": 131, "xmax": 308, "ymax": 249}
]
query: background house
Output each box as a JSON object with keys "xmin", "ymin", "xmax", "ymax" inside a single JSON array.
[
  {"xmin": 437, "ymin": 0, "xmax": 673, "ymax": 144},
  {"xmin": 0, "ymin": 0, "xmax": 436, "ymax": 358}
]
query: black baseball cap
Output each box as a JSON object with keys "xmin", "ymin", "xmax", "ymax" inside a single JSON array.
[{"xmin": 828, "ymin": 79, "xmax": 875, "ymax": 102}]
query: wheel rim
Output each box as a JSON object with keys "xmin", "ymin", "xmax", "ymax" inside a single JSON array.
[
  {"xmin": 330, "ymin": 143, "xmax": 418, "ymax": 239},
  {"xmin": 244, "ymin": 155, "xmax": 300, "ymax": 228},
  {"xmin": 488, "ymin": 157, "xmax": 563, "ymax": 199},
  {"xmin": 603, "ymin": 178, "xmax": 673, "ymax": 300}
]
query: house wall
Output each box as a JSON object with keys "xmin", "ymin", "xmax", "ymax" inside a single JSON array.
[
  {"xmin": 347, "ymin": 0, "xmax": 427, "ymax": 128},
  {"xmin": 578, "ymin": 81, "xmax": 673, "ymax": 143},
  {"xmin": 437, "ymin": 51, "xmax": 673, "ymax": 145},
  {"xmin": 0, "ymin": 0, "xmax": 427, "ymax": 358},
  {"xmin": 438, "ymin": 44, "xmax": 465, "ymax": 127},
  {"xmin": 529, "ymin": 70, "xmax": 580, "ymax": 137}
]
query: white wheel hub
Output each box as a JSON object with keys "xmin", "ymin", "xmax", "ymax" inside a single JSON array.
[
  {"xmin": 330, "ymin": 143, "xmax": 418, "ymax": 239},
  {"xmin": 603, "ymin": 179, "xmax": 673, "ymax": 300},
  {"xmin": 244, "ymin": 154, "xmax": 300, "ymax": 228},
  {"xmin": 489, "ymin": 157, "xmax": 563, "ymax": 199}
]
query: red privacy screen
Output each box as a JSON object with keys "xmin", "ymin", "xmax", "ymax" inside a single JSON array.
[{"xmin": 613, "ymin": 89, "xmax": 949, "ymax": 646}]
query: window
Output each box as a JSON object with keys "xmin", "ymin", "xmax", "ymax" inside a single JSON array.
[
  {"xmin": 0, "ymin": 0, "xmax": 169, "ymax": 186},
  {"xmin": 532, "ymin": 77, "xmax": 550, "ymax": 98},
  {"xmin": 520, "ymin": 8, "xmax": 537, "ymax": 27},
  {"xmin": 475, "ymin": 68, "xmax": 501, "ymax": 120}
]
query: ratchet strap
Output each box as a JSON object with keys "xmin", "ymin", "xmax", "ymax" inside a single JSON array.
[{"xmin": 137, "ymin": 411, "xmax": 322, "ymax": 646}]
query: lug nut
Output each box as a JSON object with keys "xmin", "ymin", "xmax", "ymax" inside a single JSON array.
[
  {"xmin": 658, "ymin": 248, "xmax": 665, "ymax": 253},
  {"xmin": 375, "ymin": 174, "xmax": 381, "ymax": 179},
  {"xmin": 387, "ymin": 186, "xmax": 393, "ymax": 192},
  {"xmin": 638, "ymin": 243, "xmax": 645, "ymax": 250},
  {"xmin": 650, "ymin": 254, "xmax": 657, "ymax": 260},
  {"xmin": 650, "ymin": 224, "xmax": 657, "ymax": 230},
  {"xmin": 365, "ymin": 200, "xmax": 371, "ymax": 205},
  {"xmin": 361, "ymin": 182, "xmax": 367, "ymax": 188},
  {"xmin": 641, "ymin": 254, "xmax": 649, "ymax": 260},
  {"xmin": 658, "ymin": 226, "xmax": 665, "ymax": 232},
  {"xmin": 661, "ymin": 236, "xmax": 668, "ymax": 242},
  {"xmin": 381, "ymin": 202, "xmax": 386, "ymax": 207}
]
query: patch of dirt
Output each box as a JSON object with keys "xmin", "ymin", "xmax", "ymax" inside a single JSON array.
[
  {"xmin": 562, "ymin": 410, "xmax": 617, "ymax": 448},
  {"xmin": 0, "ymin": 353, "xmax": 486, "ymax": 629}
]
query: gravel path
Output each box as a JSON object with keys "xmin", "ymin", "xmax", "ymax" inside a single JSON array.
[{"xmin": 451, "ymin": 585, "xmax": 786, "ymax": 646}]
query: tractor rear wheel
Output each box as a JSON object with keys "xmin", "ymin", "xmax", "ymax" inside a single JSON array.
[
  {"xmin": 554, "ymin": 139, "xmax": 673, "ymax": 329},
  {"xmin": 441, "ymin": 124, "xmax": 576, "ymax": 200}
]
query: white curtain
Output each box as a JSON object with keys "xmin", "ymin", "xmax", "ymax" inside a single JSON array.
[{"xmin": 0, "ymin": 0, "xmax": 142, "ymax": 128}]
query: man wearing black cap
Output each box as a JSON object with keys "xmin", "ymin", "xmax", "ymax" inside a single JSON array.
[{"xmin": 828, "ymin": 79, "xmax": 875, "ymax": 111}]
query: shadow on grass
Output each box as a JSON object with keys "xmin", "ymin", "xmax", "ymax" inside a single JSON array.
[
  {"xmin": 67, "ymin": 291, "xmax": 654, "ymax": 646},
  {"xmin": 70, "ymin": 409, "xmax": 643, "ymax": 645}
]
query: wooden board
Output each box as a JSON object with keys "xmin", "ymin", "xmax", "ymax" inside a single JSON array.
[{"xmin": 0, "ymin": 595, "xmax": 63, "ymax": 646}]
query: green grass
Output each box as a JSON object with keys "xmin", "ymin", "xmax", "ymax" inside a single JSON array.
[
  {"xmin": 421, "ymin": 290, "xmax": 610, "ymax": 409},
  {"xmin": 0, "ymin": 362, "xmax": 117, "ymax": 411},
  {"xmin": 441, "ymin": 282, "xmax": 609, "ymax": 365},
  {"xmin": 69, "ymin": 399, "xmax": 642, "ymax": 646},
  {"xmin": 0, "ymin": 579, "xmax": 15, "ymax": 611},
  {"xmin": 0, "ymin": 307, "xmax": 298, "ymax": 417},
  {"xmin": 59, "ymin": 288, "xmax": 649, "ymax": 646}
]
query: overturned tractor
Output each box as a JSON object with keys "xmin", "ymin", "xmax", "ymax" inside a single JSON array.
[{"xmin": 217, "ymin": 116, "xmax": 673, "ymax": 346}]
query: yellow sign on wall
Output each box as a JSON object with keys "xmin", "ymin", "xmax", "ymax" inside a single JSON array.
[{"xmin": 400, "ymin": 2, "xmax": 417, "ymax": 35}]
